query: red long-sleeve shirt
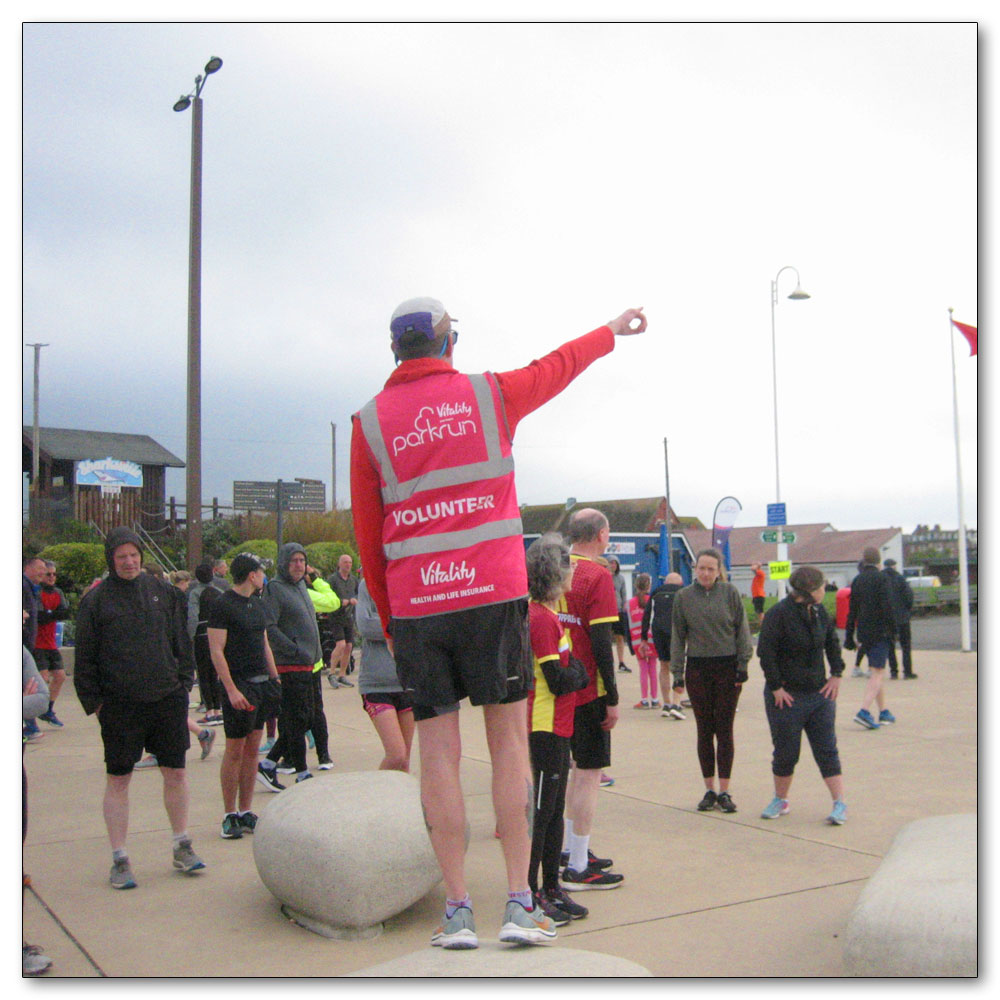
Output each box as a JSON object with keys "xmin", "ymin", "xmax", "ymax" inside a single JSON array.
[{"xmin": 351, "ymin": 325, "xmax": 615, "ymax": 635}]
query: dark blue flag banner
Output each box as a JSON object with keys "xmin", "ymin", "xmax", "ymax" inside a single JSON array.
[{"xmin": 711, "ymin": 496, "xmax": 742, "ymax": 572}]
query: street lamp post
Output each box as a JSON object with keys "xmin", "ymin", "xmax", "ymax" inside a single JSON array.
[
  {"xmin": 769, "ymin": 265, "xmax": 810, "ymax": 596},
  {"xmin": 174, "ymin": 56, "xmax": 222, "ymax": 570}
]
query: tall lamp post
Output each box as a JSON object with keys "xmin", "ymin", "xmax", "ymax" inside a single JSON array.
[
  {"xmin": 769, "ymin": 265, "xmax": 810, "ymax": 596},
  {"xmin": 173, "ymin": 56, "xmax": 222, "ymax": 570}
]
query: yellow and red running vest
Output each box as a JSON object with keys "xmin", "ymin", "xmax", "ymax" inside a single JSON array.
[{"xmin": 357, "ymin": 371, "xmax": 527, "ymax": 619}]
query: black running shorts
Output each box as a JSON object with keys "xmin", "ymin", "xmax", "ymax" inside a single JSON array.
[
  {"xmin": 570, "ymin": 696, "xmax": 612, "ymax": 770},
  {"xmin": 392, "ymin": 598, "xmax": 533, "ymax": 720},
  {"xmin": 32, "ymin": 648, "xmax": 64, "ymax": 673},
  {"xmin": 99, "ymin": 688, "xmax": 190, "ymax": 775},
  {"xmin": 221, "ymin": 677, "xmax": 282, "ymax": 740}
]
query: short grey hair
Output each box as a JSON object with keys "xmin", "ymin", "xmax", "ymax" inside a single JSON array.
[
  {"xmin": 526, "ymin": 533, "xmax": 571, "ymax": 603},
  {"xmin": 565, "ymin": 509, "xmax": 608, "ymax": 545}
]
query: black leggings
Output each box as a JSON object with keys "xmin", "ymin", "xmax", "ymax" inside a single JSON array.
[
  {"xmin": 685, "ymin": 657, "xmax": 742, "ymax": 780},
  {"xmin": 528, "ymin": 731, "xmax": 571, "ymax": 893},
  {"xmin": 309, "ymin": 671, "xmax": 329, "ymax": 759},
  {"xmin": 194, "ymin": 635, "xmax": 221, "ymax": 712}
]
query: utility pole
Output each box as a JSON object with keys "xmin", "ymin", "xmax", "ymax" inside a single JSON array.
[
  {"xmin": 330, "ymin": 422, "xmax": 337, "ymax": 510},
  {"xmin": 24, "ymin": 343, "xmax": 48, "ymax": 502}
]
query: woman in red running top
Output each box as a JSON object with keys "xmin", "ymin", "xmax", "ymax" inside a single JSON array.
[{"xmin": 525, "ymin": 534, "xmax": 589, "ymax": 925}]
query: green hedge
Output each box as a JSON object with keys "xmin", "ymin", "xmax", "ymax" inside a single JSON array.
[
  {"xmin": 305, "ymin": 542, "xmax": 358, "ymax": 577},
  {"xmin": 223, "ymin": 539, "xmax": 278, "ymax": 573},
  {"xmin": 36, "ymin": 543, "xmax": 106, "ymax": 592}
]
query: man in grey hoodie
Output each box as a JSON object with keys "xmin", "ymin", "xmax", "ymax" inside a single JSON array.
[{"xmin": 257, "ymin": 543, "xmax": 323, "ymax": 788}]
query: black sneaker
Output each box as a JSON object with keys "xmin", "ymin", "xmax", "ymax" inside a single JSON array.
[
  {"xmin": 533, "ymin": 890, "xmax": 571, "ymax": 926},
  {"xmin": 716, "ymin": 791, "xmax": 738, "ymax": 813},
  {"xmin": 238, "ymin": 811, "xmax": 258, "ymax": 834},
  {"xmin": 617, "ymin": 662, "xmax": 632, "ymax": 673},
  {"xmin": 547, "ymin": 885, "xmax": 589, "ymax": 920},
  {"xmin": 697, "ymin": 789, "xmax": 718, "ymax": 811},
  {"xmin": 256, "ymin": 762, "xmax": 286, "ymax": 793},
  {"xmin": 560, "ymin": 848, "xmax": 613, "ymax": 871},
  {"xmin": 561, "ymin": 863, "xmax": 624, "ymax": 891},
  {"xmin": 220, "ymin": 813, "xmax": 243, "ymax": 839}
]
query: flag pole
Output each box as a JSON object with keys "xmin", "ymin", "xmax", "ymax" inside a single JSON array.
[{"xmin": 948, "ymin": 308, "xmax": 972, "ymax": 653}]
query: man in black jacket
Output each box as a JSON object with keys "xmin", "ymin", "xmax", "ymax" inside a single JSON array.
[
  {"xmin": 843, "ymin": 547, "xmax": 897, "ymax": 729},
  {"xmin": 883, "ymin": 559, "xmax": 916, "ymax": 680},
  {"xmin": 75, "ymin": 527, "xmax": 205, "ymax": 890}
]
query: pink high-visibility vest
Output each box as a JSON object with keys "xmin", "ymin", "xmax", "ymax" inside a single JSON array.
[
  {"xmin": 357, "ymin": 371, "xmax": 527, "ymax": 619},
  {"xmin": 628, "ymin": 595, "xmax": 646, "ymax": 647}
]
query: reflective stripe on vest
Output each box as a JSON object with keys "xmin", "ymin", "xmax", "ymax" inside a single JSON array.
[{"xmin": 357, "ymin": 372, "xmax": 527, "ymax": 617}]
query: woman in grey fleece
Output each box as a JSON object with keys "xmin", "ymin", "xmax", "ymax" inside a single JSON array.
[
  {"xmin": 356, "ymin": 579, "xmax": 414, "ymax": 772},
  {"xmin": 670, "ymin": 548, "xmax": 752, "ymax": 814}
]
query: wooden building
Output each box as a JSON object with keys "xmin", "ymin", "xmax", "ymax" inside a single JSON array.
[{"xmin": 23, "ymin": 426, "xmax": 184, "ymax": 535}]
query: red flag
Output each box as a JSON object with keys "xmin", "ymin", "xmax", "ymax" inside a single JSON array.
[{"xmin": 951, "ymin": 318, "xmax": 978, "ymax": 356}]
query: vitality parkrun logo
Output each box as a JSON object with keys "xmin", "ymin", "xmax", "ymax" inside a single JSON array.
[{"xmin": 392, "ymin": 402, "xmax": 478, "ymax": 456}]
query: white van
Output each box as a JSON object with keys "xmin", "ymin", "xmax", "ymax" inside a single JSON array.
[{"xmin": 908, "ymin": 576, "xmax": 941, "ymax": 589}]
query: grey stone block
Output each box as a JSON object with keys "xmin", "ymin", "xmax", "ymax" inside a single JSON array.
[
  {"xmin": 253, "ymin": 770, "xmax": 441, "ymax": 939},
  {"xmin": 350, "ymin": 943, "xmax": 653, "ymax": 976},
  {"xmin": 844, "ymin": 813, "xmax": 977, "ymax": 976}
]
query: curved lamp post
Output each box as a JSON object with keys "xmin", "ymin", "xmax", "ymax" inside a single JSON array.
[
  {"xmin": 173, "ymin": 56, "xmax": 222, "ymax": 569},
  {"xmin": 770, "ymin": 265, "xmax": 810, "ymax": 595}
]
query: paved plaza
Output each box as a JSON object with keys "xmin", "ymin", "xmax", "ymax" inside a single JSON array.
[{"xmin": 22, "ymin": 643, "xmax": 977, "ymax": 978}]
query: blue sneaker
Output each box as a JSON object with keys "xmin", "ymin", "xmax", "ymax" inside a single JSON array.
[
  {"xmin": 430, "ymin": 906, "xmax": 478, "ymax": 949},
  {"xmin": 878, "ymin": 709, "xmax": 896, "ymax": 725},
  {"xmin": 498, "ymin": 900, "xmax": 557, "ymax": 945},
  {"xmin": 39, "ymin": 710, "xmax": 64, "ymax": 728},
  {"xmin": 258, "ymin": 737, "xmax": 275, "ymax": 755},
  {"xmin": 854, "ymin": 708, "xmax": 880, "ymax": 730},
  {"xmin": 760, "ymin": 797, "xmax": 790, "ymax": 819},
  {"xmin": 827, "ymin": 800, "xmax": 848, "ymax": 825}
]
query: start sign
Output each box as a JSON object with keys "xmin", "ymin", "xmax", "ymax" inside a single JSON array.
[{"xmin": 768, "ymin": 561, "xmax": 792, "ymax": 580}]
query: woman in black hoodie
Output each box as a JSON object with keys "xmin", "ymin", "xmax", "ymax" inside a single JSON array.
[{"xmin": 757, "ymin": 565, "xmax": 847, "ymax": 826}]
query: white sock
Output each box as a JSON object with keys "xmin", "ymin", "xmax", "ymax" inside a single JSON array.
[
  {"xmin": 562, "ymin": 819, "xmax": 574, "ymax": 851},
  {"xmin": 568, "ymin": 830, "xmax": 589, "ymax": 872},
  {"xmin": 172, "ymin": 832, "xmax": 188, "ymax": 846}
]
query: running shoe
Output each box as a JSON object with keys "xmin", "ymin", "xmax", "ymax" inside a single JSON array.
[
  {"xmin": 851, "ymin": 666, "xmax": 864, "ymax": 678},
  {"xmin": 258, "ymin": 737, "xmax": 275, "ymax": 754},
  {"xmin": 430, "ymin": 906, "xmax": 478, "ymax": 949},
  {"xmin": 660, "ymin": 704, "xmax": 674, "ymax": 718},
  {"xmin": 276, "ymin": 762, "xmax": 296, "ymax": 774},
  {"xmin": 172, "ymin": 839, "xmax": 206, "ymax": 874},
  {"xmin": 716, "ymin": 791, "xmax": 738, "ymax": 813},
  {"xmin": 761, "ymin": 796, "xmax": 790, "ymax": 820},
  {"xmin": 109, "ymin": 857, "xmax": 137, "ymax": 890},
  {"xmin": 256, "ymin": 763, "xmax": 286, "ymax": 792},
  {"xmin": 205, "ymin": 715, "xmax": 225, "ymax": 726},
  {"xmin": 306, "ymin": 730, "xmax": 315, "ymax": 749},
  {"xmin": 633, "ymin": 700, "xmax": 650, "ymax": 709},
  {"xmin": 560, "ymin": 848, "xmax": 613, "ymax": 871},
  {"xmin": 697, "ymin": 789, "xmax": 718, "ymax": 811},
  {"xmin": 238, "ymin": 811, "xmax": 259, "ymax": 834},
  {"xmin": 649, "ymin": 699, "xmax": 662, "ymax": 708},
  {"xmin": 327, "ymin": 673, "xmax": 340, "ymax": 689},
  {"xmin": 22, "ymin": 944, "xmax": 53, "ymax": 976},
  {"xmin": 532, "ymin": 890, "xmax": 571, "ymax": 926},
  {"xmin": 38, "ymin": 709, "xmax": 64, "ymax": 727},
  {"xmin": 666, "ymin": 704, "xmax": 686, "ymax": 720},
  {"xmin": 599, "ymin": 773, "xmax": 615, "ymax": 787},
  {"xmin": 854, "ymin": 708, "xmax": 880, "ymax": 730},
  {"xmin": 878, "ymin": 708, "xmax": 896, "ymax": 725},
  {"xmin": 561, "ymin": 863, "xmax": 624, "ymax": 891},
  {"xmin": 499, "ymin": 900, "xmax": 558, "ymax": 944},
  {"xmin": 295, "ymin": 771, "xmax": 314, "ymax": 782},
  {"xmin": 134, "ymin": 755, "xmax": 159, "ymax": 769},
  {"xmin": 827, "ymin": 800, "xmax": 848, "ymax": 825},
  {"xmin": 680, "ymin": 698, "xmax": 692, "ymax": 708},
  {"xmin": 617, "ymin": 662, "xmax": 632, "ymax": 673},
  {"xmin": 337, "ymin": 676, "xmax": 354, "ymax": 687},
  {"xmin": 22, "ymin": 719, "xmax": 43, "ymax": 741},
  {"xmin": 546, "ymin": 886, "xmax": 589, "ymax": 920},
  {"xmin": 198, "ymin": 728, "xmax": 216, "ymax": 760},
  {"xmin": 317, "ymin": 756, "xmax": 334, "ymax": 770},
  {"xmin": 220, "ymin": 814, "xmax": 243, "ymax": 839}
]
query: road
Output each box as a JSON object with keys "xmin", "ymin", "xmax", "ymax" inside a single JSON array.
[{"xmin": 909, "ymin": 613, "xmax": 977, "ymax": 651}]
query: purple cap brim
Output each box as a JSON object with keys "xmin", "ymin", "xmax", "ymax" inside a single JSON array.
[{"xmin": 390, "ymin": 311, "xmax": 438, "ymax": 341}]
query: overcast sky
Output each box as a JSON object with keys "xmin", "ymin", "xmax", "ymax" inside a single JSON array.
[{"xmin": 19, "ymin": 16, "xmax": 980, "ymax": 535}]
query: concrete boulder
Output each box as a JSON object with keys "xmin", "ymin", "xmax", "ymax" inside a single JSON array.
[
  {"xmin": 844, "ymin": 813, "xmax": 977, "ymax": 976},
  {"xmin": 253, "ymin": 770, "xmax": 441, "ymax": 940}
]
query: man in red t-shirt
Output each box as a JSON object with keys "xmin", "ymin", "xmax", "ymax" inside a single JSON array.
[
  {"xmin": 351, "ymin": 300, "xmax": 646, "ymax": 948},
  {"xmin": 559, "ymin": 509, "xmax": 625, "ymax": 890}
]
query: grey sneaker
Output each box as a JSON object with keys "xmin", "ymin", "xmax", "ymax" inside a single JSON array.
[
  {"xmin": 22, "ymin": 944, "xmax": 53, "ymax": 976},
  {"xmin": 337, "ymin": 676, "xmax": 354, "ymax": 687},
  {"xmin": 198, "ymin": 728, "xmax": 216, "ymax": 760},
  {"xmin": 498, "ymin": 900, "xmax": 557, "ymax": 944},
  {"xmin": 109, "ymin": 856, "xmax": 137, "ymax": 890},
  {"xmin": 134, "ymin": 755, "xmax": 159, "ymax": 769},
  {"xmin": 238, "ymin": 811, "xmax": 258, "ymax": 834},
  {"xmin": 430, "ymin": 905, "xmax": 478, "ymax": 949},
  {"xmin": 172, "ymin": 839, "xmax": 206, "ymax": 874}
]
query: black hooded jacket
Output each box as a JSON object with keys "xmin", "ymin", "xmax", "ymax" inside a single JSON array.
[{"xmin": 74, "ymin": 527, "xmax": 195, "ymax": 715}]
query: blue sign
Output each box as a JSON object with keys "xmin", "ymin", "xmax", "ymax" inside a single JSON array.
[{"xmin": 766, "ymin": 503, "xmax": 787, "ymax": 527}]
